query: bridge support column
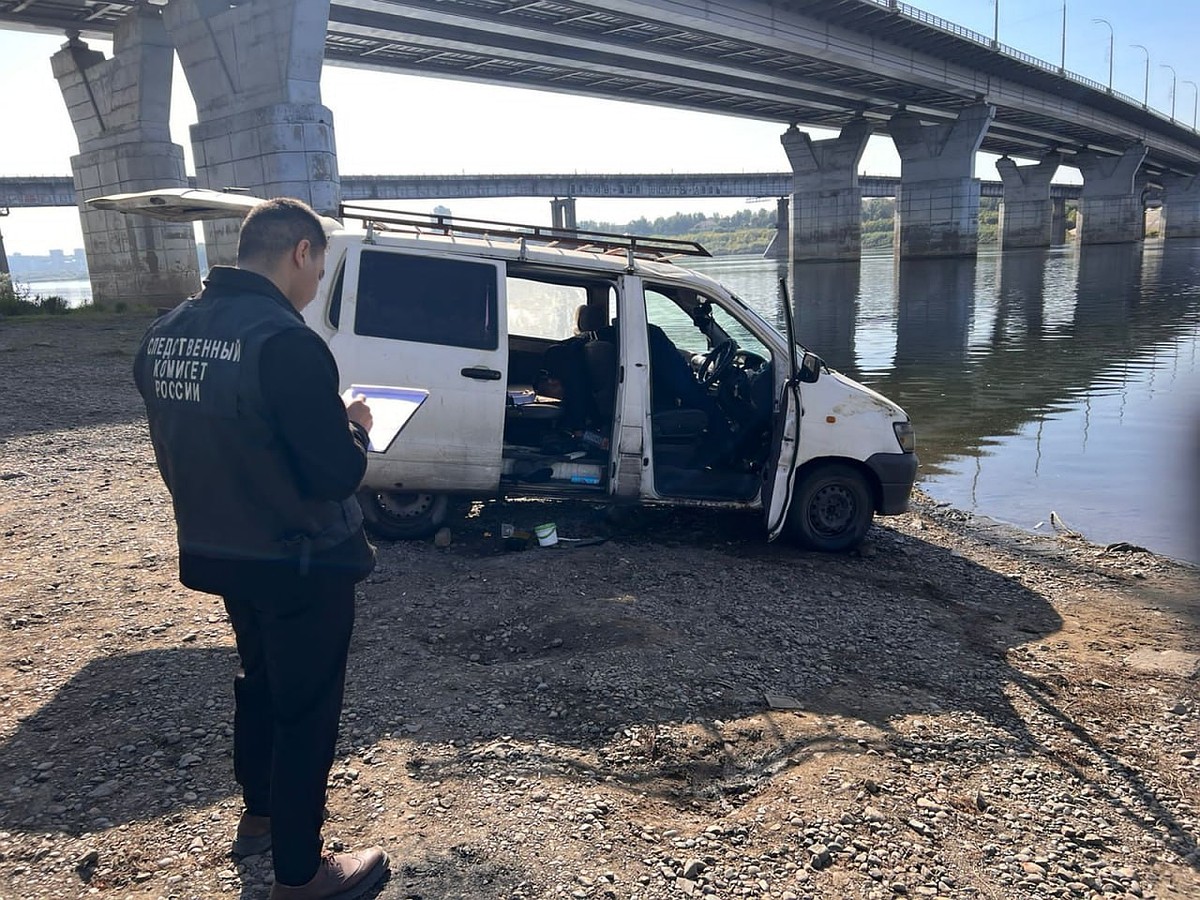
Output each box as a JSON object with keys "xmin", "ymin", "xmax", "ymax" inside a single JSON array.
[
  {"xmin": 1074, "ymin": 145, "xmax": 1148, "ymax": 245},
  {"xmin": 550, "ymin": 197, "xmax": 577, "ymax": 230},
  {"xmin": 164, "ymin": 0, "xmax": 339, "ymax": 266},
  {"xmin": 888, "ymin": 103, "xmax": 995, "ymax": 259},
  {"xmin": 763, "ymin": 197, "xmax": 789, "ymax": 260},
  {"xmin": 1161, "ymin": 175, "xmax": 1200, "ymax": 239},
  {"xmin": 1050, "ymin": 198, "xmax": 1068, "ymax": 245},
  {"xmin": 51, "ymin": 12, "xmax": 199, "ymax": 307},
  {"xmin": 780, "ymin": 119, "xmax": 871, "ymax": 263},
  {"xmin": 0, "ymin": 210, "xmax": 9, "ymax": 276},
  {"xmin": 996, "ymin": 153, "xmax": 1061, "ymax": 249}
]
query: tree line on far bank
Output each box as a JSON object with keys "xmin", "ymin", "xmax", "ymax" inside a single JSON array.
[{"xmin": 582, "ymin": 197, "xmax": 1044, "ymax": 256}]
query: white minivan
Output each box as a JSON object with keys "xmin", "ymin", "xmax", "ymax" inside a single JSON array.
[{"xmin": 93, "ymin": 190, "xmax": 917, "ymax": 551}]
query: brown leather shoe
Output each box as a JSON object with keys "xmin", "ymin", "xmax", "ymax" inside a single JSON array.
[
  {"xmin": 231, "ymin": 811, "xmax": 272, "ymax": 858},
  {"xmin": 268, "ymin": 847, "xmax": 389, "ymax": 900}
]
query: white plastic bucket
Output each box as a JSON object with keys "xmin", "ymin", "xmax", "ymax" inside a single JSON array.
[{"xmin": 534, "ymin": 522, "xmax": 558, "ymax": 547}]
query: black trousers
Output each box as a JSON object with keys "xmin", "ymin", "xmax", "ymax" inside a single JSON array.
[{"xmin": 223, "ymin": 572, "xmax": 356, "ymax": 886}]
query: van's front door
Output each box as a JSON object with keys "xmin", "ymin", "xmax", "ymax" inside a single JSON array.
[
  {"xmin": 762, "ymin": 376, "xmax": 801, "ymax": 539},
  {"xmin": 331, "ymin": 246, "xmax": 507, "ymax": 493},
  {"xmin": 763, "ymin": 280, "xmax": 804, "ymax": 540}
]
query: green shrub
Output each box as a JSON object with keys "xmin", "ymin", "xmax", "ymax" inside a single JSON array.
[
  {"xmin": 38, "ymin": 294, "xmax": 70, "ymax": 314},
  {"xmin": 0, "ymin": 275, "xmax": 73, "ymax": 316},
  {"xmin": 0, "ymin": 274, "xmax": 37, "ymax": 315}
]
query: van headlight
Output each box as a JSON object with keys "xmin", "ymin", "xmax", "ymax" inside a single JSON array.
[{"xmin": 893, "ymin": 420, "xmax": 915, "ymax": 453}]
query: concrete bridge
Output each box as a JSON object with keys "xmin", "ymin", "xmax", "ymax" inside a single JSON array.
[
  {"xmin": 0, "ymin": 172, "xmax": 1087, "ymax": 208},
  {"xmin": 0, "ymin": 172, "xmax": 1087, "ymax": 269},
  {"xmin": 1, "ymin": 0, "xmax": 1197, "ymax": 305}
]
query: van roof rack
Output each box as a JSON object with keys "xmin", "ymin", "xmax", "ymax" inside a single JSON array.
[{"xmin": 338, "ymin": 203, "xmax": 712, "ymax": 260}]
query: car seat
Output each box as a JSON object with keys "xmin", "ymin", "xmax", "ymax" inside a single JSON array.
[{"xmin": 575, "ymin": 303, "xmax": 609, "ymax": 336}]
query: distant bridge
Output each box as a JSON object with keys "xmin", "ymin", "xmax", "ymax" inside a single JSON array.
[{"xmin": 0, "ymin": 173, "xmax": 1084, "ymax": 209}]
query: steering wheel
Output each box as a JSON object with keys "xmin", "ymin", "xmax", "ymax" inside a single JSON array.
[{"xmin": 698, "ymin": 339, "xmax": 737, "ymax": 387}]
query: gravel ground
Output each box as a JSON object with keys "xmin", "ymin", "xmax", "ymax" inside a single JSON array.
[{"xmin": 1, "ymin": 312, "xmax": 1197, "ymax": 900}]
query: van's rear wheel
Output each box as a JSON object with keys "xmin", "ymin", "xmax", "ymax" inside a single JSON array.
[
  {"xmin": 786, "ymin": 463, "xmax": 873, "ymax": 552},
  {"xmin": 359, "ymin": 490, "xmax": 449, "ymax": 540}
]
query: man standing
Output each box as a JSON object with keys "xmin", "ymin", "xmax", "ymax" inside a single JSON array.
[{"xmin": 134, "ymin": 198, "xmax": 389, "ymax": 900}]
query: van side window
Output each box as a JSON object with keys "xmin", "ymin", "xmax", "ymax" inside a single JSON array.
[
  {"xmin": 645, "ymin": 285, "xmax": 769, "ymax": 359},
  {"xmin": 507, "ymin": 278, "xmax": 587, "ymax": 340},
  {"xmin": 644, "ymin": 288, "xmax": 708, "ymax": 355},
  {"xmin": 354, "ymin": 250, "xmax": 498, "ymax": 350},
  {"xmin": 327, "ymin": 261, "xmax": 346, "ymax": 328}
]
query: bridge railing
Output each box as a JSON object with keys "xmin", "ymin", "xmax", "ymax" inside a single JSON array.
[
  {"xmin": 879, "ymin": 1, "xmax": 990, "ymax": 45},
  {"xmin": 863, "ymin": 0, "xmax": 1185, "ymax": 130}
]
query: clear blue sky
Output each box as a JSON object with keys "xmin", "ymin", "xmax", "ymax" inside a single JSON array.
[{"xmin": 0, "ymin": 0, "xmax": 1194, "ymax": 255}]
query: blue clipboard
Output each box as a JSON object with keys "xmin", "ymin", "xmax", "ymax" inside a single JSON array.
[{"xmin": 343, "ymin": 384, "xmax": 429, "ymax": 453}]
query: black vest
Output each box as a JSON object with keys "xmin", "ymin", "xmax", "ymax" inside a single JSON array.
[{"xmin": 136, "ymin": 273, "xmax": 363, "ymax": 569}]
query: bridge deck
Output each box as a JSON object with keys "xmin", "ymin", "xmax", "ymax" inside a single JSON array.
[{"xmin": 1, "ymin": 0, "xmax": 1197, "ymax": 176}]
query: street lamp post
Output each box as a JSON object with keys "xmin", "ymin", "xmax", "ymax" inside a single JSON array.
[
  {"xmin": 1131, "ymin": 44, "xmax": 1150, "ymax": 108},
  {"xmin": 1184, "ymin": 80, "xmax": 1199, "ymax": 131},
  {"xmin": 1059, "ymin": 0, "xmax": 1067, "ymax": 71},
  {"xmin": 1092, "ymin": 18, "xmax": 1114, "ymax": 91},
  {"xmin": 1161, "ymin": 64, "xmax": 1178, "ymax": 122},
  {"xmin": 992, "ymin": 0, "xmax": 1000, "ymax": 48}
]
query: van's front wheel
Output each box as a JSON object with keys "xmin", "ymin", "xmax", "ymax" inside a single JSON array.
[
  {"xmin": 786, "ymin": 463, "xmax": 873, "ymax": 552},
  {"xmin": 359, "ymin": 490, "xmax": 449, "ymax": 540}
]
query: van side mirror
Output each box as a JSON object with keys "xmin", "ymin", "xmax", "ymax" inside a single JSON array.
[{"xmin": 799, "ymin": 351, "xmax": 822, "ymax": 384}]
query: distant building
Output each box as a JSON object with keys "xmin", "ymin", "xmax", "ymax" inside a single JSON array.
[{"xmin": 8, "ymin": 249, "xmax": 89, "ymax": 282}]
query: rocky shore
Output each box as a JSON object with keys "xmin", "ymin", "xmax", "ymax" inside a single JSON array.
[{"xmin": 1, "ymin": 313, "xmax": 1196, "ymax": 900}]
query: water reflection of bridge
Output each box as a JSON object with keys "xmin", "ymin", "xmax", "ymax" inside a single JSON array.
[{"xmin": 786, "ymin": 240, "xmax": 1200, "ymax": 472}]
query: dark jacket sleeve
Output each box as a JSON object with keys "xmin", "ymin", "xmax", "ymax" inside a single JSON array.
[{"xmin": 259, "ymin": 328, "xmax": 369, "ymax": 502}]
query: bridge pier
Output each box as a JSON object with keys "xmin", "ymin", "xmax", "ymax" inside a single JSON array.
[
  {"xmin": 1074, "ymin": 145, "xmax": 1148, "ymax": 245},
  {"xmin": 1160, "ymin": 175, "xmax": 1200, "ymax": 239},
  {"xmin": 550, "ymin": 197, "xmax": 577, "ymax": 230},
  {"xmin": 1050, "ymin": 198, "xmax": 1069, "ymax": 245},
  {"xmin": 0, "ymin": 209, "xmax": 9, "ymax": 276},
  {"xmin": 888, "ymin": 103, "xmax": 995, "ymax": 259},
  {"xmin": 50, "ymin": 11, "xmax": 199, "ymax": 307},
  {"xmin": 780, "ymin": 119, "xmax": 871, "ymax": 263},
  {"xmin": 763, "ymin": 197, "xmax": 790, "ymax": 260},
  {"xmin": 164, "ymin": 0, "xmax": 339, "ymax": 266},
  {"xmin": 995, "ymin": 153, "xmax": 1061, "ymax": 249}
]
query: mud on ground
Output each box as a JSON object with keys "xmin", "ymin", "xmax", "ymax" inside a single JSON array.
[{"xmin": 1, "ymin": 313, "xmax": 1198, "ymax": 900}]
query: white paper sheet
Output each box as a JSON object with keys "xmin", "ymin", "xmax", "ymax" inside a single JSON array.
[{"xmin": 342, "ymin": 384, "xmax": 429, "ymax": 453}]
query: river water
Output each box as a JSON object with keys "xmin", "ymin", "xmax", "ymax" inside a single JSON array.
[
  {"xmin": 692, "ymin": 241, "xmax": 1200, "ymax": 564},
  {"xmin": 40, "ymin": 239, "xmax": 1200, "ymax": 562}
]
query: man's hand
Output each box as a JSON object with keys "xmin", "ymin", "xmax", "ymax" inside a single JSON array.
[{"xmin": 345, "ymin": 394, "xmax": 373, "ymax": 433}]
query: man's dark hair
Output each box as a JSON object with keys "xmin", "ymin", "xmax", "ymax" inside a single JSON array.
[{"xmin": 237, "ymin": 198, "xmax": 328, "ymax": 265}]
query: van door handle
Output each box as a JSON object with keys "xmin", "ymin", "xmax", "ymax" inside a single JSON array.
[{"xmin": 461, "ymin": 366, "xmax": 502, "ymax": 381}]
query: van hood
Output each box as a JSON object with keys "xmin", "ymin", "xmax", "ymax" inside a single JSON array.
[{"xmin": 828, "ymin": 369, "xmax": 908, "ymax": 421}]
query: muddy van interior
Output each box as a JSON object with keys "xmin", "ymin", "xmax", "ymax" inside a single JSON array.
[
  {"xmin": 500, "ymin": 269, "xmax": 778, "ymax": 503},
  {"xmin": 502, "ymin": 270, "xmax": 618, "ymax": 492},
  {"xmin": 642, "ymin": 284, "xmax": 777, "ymax": 502}
]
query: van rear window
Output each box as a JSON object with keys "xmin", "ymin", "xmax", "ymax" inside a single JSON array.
[{"xmin": 354, "ymin": 251, "xmax": 498, "ymax": 350}]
